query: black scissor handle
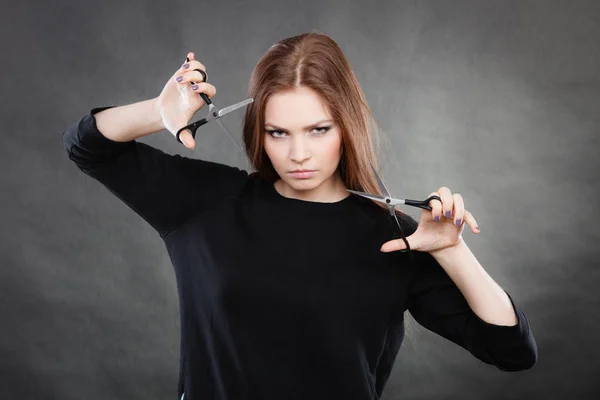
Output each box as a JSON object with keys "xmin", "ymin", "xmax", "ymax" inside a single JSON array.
[
  {"xmin": 176, "ymin": 57, "xmax": 214, "ymax": 145},
  {"xmin": 389, "ymin": 211, "xmax": 414, "ymax": 260},
  {"xmin": 175, "ymin": 117, "xmax": 209, "ymax": 144},
  {"xmin": 186, "ymin": 57, "xmax": 212, "ymax": 106},
  {"xmin": 404, "ymin": 195, "xmax": 442, "ymax": 211}
]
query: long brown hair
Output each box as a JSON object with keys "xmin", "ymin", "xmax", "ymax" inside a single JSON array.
[
  {"xmin": 241, "ymin": 31, "xmax": 400, "ymax": 216},
  {"xmin": 241, "ymin": 31, "xmax": 418, "ymax": 337}
]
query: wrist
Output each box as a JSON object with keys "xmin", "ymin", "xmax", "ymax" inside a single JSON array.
[
  {"xmin": 151, "ymin": 97, "xmax": 166, "ymax": 132},
  {"xmin": 429, "ymin": 238, "xmax": 467, "ymax": 260}
]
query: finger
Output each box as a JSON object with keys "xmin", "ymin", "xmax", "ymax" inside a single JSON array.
[
  {"xmin": 179, "ymin": 130, "xmax": 196, "ymax": 149},
  {"xmin": 438, "ymin": 186, "xmax": 453, "ymax": 219},
  {"xmin": 381, "ymin": 237, "xmax": 409, "ymax": 253},
  {"xmin": 428, "ymin": 191, "xmax": 442, "ymax": 222},
  {"xmin": 181, "ymin": 60, "xmax": 207, "ymax": 75},
  {"xmin": 184, "ymin": 52, "xmax": 198, "ymax": 64},
  {"xmin": 181, "ymin": 59, "xmax": 207, "ymax": 76},
  {"xmin": 189, "ymin": 69, "xmax": 207, "ymax": 83},
  {"xmin": 190, "ymin": 82, "xmax": 217, "ymax": 99},
  {"xmin": 463, "ymin": 210, "xmax": 480, "ymax": 233},
  {"xmin": 176, "ymin": 70, "xmax": 208, "ymax": 85},
  {"xmin": 452, "ymin": 193, "xmax": 465, "ymax": 227}
]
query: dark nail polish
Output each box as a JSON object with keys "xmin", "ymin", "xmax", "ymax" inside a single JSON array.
[
  {"xmin": 445, "ymin": 211, "xmax": 451, "ymax": 218},
  {"xmin": 434, "ymin": 216, "xmax": 440, "ymax": 222},
  {"xmin": 183, "ymin": 63, "xmax": 189, "ymax": 69},
  {"xmin": 176, "ymin": 76, "xmax": 183, "ymax": 82},
  {"xmin": 191, "ymin": 84, "xmax": 198, "ymax": 90},
  {"xmin": 456, "ymin": 219, "xmax": 461, "ymax": 226}
]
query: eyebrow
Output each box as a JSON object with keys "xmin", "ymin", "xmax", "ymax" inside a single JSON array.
[{"xmin": 264, "ymin": 119, "xmax": 334, "ymax": 132}]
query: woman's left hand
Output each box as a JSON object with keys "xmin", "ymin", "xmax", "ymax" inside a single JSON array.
[{"xmin": 380, "ymin": 187, "xmax": 481, "ymax": 253}]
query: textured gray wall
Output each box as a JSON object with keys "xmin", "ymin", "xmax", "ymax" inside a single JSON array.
[{"xmin": 2, "ymin": 0, "xmax": 599, "ymax": 399}]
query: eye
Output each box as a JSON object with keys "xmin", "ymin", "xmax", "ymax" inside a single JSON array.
[
  {"xmin": 266, "ymin": 130, "xmax": 288, "ymax": 138},
  {"xmin": 311, "ymin": 126, "xmax": 331, "ymax": 136},
  {"xmin": 265, "ymin": 126, "xmax": 332, "ymax": 138}
]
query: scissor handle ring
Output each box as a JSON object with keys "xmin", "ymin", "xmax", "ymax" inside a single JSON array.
[
  {"xmin": 175, "ymin": 124, "xmax": 196, "ymax": 144},
  {"xmin": 191, "ymin": 68, "xmax": 212, "ymax": 106},
  {"xmin": 175, "ymin": 118, "xmax": 207, "ymax": 143},
  {"xmin": 185, "ymin": 56, "xmax": 208, "ymax": 82},
  {"xmin": 193, "ymin": 68, "xmax": 207, "ymax": 82},
  {"xmin": 423, "ymin": 195, "xmax": 442, "ymax": 211},
  {"xmin": 403, "ymin": 195, "xmax": 442, "ymax": 211}
]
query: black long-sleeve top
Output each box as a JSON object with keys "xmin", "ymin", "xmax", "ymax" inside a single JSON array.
[{"xmin": 62, "ymin": 106, "xmax": 538, "ymax": 400}]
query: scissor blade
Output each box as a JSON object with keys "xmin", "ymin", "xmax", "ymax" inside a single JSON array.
[
  {"xmin": 370, "ymin": 163, "xmax": 392, "ymax": 198},
  {"xmin": 346, "ymin": 189, "xmax": 405, "ymax": 206},
  {"xmin": 215, "ymin": 118, "xmax": 243, "ymax": 152},
  {"xmin": 217, "ymin": 98, "xmax": 254, "ymax": 118}
]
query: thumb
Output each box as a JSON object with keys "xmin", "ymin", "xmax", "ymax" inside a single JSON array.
[
  {"xmin": 380, "ymin": 237, "xmax": 410, "ymax": 253},
  {"xmin": 179, "ymin": 129, "xmax": 195, "ymax": 149}
]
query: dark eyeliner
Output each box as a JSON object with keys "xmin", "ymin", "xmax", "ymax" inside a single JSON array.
[
  {"xmin": 265, "ymin": 129, "xmax": 283, "ymax": 137},
  {"xmin": 265, "ymin": 126, "xmax": 331, "ymax": 137}
]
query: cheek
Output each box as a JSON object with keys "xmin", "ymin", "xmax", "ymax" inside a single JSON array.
[
  {"xmin": 264, "ymin": 139, "xmax": 284, "ymax": 167},
  {"xmin": 320, "ymin": 134, "xmax": 343, "ymax": 163}
]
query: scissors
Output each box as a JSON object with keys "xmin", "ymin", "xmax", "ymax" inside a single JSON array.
[
  {"xmin": 347, "ymin": 164, "xmax": 441, "ymax": 261},
  {"xmin": 175, "ymin": 56, "xmax": 253, "ymax": 153}
]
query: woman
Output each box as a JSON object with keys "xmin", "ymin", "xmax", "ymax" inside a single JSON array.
[{"xmin": 62, "ymin": 32, "xmax": 537, "ymax": 400}]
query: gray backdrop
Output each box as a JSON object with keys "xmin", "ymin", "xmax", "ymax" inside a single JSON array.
[{"xmin": 2, "ymin": 0, "xmax": 599, "ymax": 399}]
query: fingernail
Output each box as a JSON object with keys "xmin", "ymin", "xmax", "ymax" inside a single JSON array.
[
  {"xmin": 445, "ymin": 211, "xmax": 451, "ymax": 218},
  {"xmin": 456, "ymin": 219, "xmax": 461, "ymax": 226},
  {"xmin": 176, "ymin": 76, "xmax": 183, "ymax": 82},
  {"xmin": 191, "ymin": 84, "xmax": 198, "ymax": 90},
  {"xmin": 183, "ymin": 63, "xmax": 189, "ymax": 69},
  {"xmin": 434, "ymin": 216, "xmax": 440, "ymax": 222}
]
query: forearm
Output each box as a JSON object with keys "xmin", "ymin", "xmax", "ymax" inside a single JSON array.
[
  {"xmin": 95, "ymin": 97, "xmax": 164, "ymax": 142},
  {"xmin": 430, "ymin": 240, "xmax": 518, "ymax": 326}
]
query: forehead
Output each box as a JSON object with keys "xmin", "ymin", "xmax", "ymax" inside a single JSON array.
[{"xmin": 264, "ymin": 87, "xmax": 332, "ymax": 126}]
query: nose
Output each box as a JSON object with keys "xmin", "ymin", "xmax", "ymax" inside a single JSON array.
[{"xmin": 289, "ymin": 135, "xmax": 311, "ymax": 164}]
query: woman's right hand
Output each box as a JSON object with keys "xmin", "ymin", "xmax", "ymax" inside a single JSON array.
[{"xmin": 156, "ymin": 52, "xmax": 217, "ymax": 149}]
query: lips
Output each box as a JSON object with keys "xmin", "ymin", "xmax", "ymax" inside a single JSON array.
[{"xmin": 289, "ymin": 170, "xmax": 316, "ymax": 179}]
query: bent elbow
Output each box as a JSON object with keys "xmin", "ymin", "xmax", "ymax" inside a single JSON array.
[{"xmin": 494, "ymin": 342, "xmax": 538, "ymax": 372}]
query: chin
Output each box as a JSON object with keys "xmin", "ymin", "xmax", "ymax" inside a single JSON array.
[{"xmin": 284, "ymin": 178, "xmax": 318, "ymax": 189}]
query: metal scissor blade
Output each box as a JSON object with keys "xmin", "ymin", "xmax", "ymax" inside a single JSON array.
[
  {"xmin": 217, "ymin": 98, "xmax": 254, "ymax": 118},
  {"xmin": 370, "ymin": 163, "xmax": 392, "ymax": 198},
  {"xmin": 215, "ymin": 118, "xmax": 243, "ymax": 153},
  {"xmin": 346, "ymin": 189, "xmax": 405, "ymax": 206}
]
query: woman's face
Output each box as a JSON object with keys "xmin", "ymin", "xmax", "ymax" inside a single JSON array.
[{"xmin": 263, "ymin": 86, "xmax": 345, "ymax": 201}]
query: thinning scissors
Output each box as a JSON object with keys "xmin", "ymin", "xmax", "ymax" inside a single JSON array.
[
  {"xmin": 175, "ymin": 56, "xmax": 253, "ymax": 153},
  {"xmin": 347, "ymin": 164, "xmax": 441, "ymax": 261}
]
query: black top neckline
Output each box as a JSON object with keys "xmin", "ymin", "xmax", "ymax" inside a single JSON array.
[{"xmin": 259, "ymin": 177, "xmax": 356, "ymax": 214}]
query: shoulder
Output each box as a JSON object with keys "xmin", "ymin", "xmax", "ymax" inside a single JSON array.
[
  {"xmin": 182, "ymin": 156, "xmax": 249, "ymax": 179},
  {"xmin": 177, "ymin": 157, "xmax": 251, "ymax": 202},
  {"xmin": 394, "ymin": 210, "xmax": 418, "ymax": 236}
]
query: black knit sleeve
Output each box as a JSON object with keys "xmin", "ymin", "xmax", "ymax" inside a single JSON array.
[
  {"xmin": 403, "ymin": 219, "xmax": 538, "ymax": 371},
  {"xmin": 62, "ymin": 106, "xmax": 249, "ymax": 239}
]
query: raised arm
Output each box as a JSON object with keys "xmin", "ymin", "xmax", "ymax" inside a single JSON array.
[{"xmin": 62, "ymin": 54, "xmax": 248, "ymax": 238}]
